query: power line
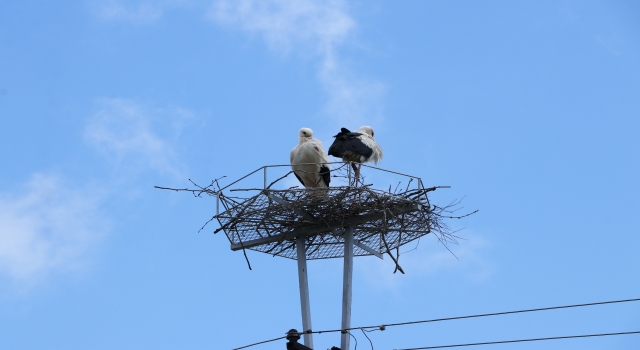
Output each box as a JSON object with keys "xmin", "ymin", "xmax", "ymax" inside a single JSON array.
[
  {"xmin": 232, "ymin": 297, "xmax": 640, "ymax": 349},
  {"xmin": 360, "ymin": 328, "xmax": 375, "ymax": 349},
  {"xmin": 312, "ymin": 297, "xmax": 640, "ymax": 334},
  {"xmin": 394, "ymin": 330, "xmax": 640, "ymax": 349},
  {"xmin": 232, "ymin": 336, "xmax": 286, "ymax": 350}
]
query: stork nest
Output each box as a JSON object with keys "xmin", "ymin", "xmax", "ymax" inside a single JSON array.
[{"xmin": 156, "ymin": 170, "xmax": 476, "ymax": 274}]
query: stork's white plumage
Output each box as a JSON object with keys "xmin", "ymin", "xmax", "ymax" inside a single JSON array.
[
  {"xmin": 328, "ymin": 126, "xmax": 383, "ymax": 186},
  {"xmin": 290, "ymin": 127, "xmax": 331, "ymax": 189}
]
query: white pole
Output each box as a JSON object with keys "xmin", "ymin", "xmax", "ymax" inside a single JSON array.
[
  {"xmin": 296, "ymin": 237, "xmax": 314, "ymax": 348},
  {"xmin": 341, "ymin": 226, "xmax": 354, "ymax": 349},
  {"xmin": 263, "ymin": 167, "xmax": 267, "ymax": 189}
]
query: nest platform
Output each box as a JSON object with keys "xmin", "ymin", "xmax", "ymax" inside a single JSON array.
[
  {"xmin": 214, "ymin": 184, "xmax": 454, "ymax": 260},
  {"xmin": 156, "ymin": 163, "xmax": 472, "ymax": 265}
]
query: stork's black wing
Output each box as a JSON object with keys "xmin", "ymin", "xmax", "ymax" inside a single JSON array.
[
  {"xmin": 320, "ymin": 165, "xmax": 331, "ymax": 187},
  {"xmin": 328, "ymin": 128, "xmax": 373, "ymax": 159}
]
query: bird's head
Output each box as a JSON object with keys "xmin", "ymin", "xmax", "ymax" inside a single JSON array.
[
  {"xmin": 358, "ymin": 126, "xmax": 375, "ymax": 138},
  {"xmin": 298, "ymin": 127, "xmax": 313, "ymax": 142}
]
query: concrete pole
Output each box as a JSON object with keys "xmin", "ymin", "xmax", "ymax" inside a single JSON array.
[
  {"xmin": 341, "ymin": 225, "xmax": 354, "ymax": 349},
  {"xmin": 296, "ymin": 237, "xmax": 313, "ymax": 348}
]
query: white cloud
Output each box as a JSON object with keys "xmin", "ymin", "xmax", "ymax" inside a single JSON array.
[
  {"xmin": 319, "ymin": 60, "xmax": 385, "ymax": 128},
  {"xmin": 84, "ymin": 98, "xmax": 189, "ymax": 179},
  {"xmin": 595, "ymin": 32, "xmax": 622, "ymax": 56},
  {"xmin": 0, "ymin": 98, "xmax": 191, "ymax": 285},
  {"xmin": 210, "ymin": 0, "xmax": 385, "ymax": 127},
  {"xmin": 90, "ymin": 0, "xmax": 187, "ymax": 24},
  {"xmin": 0, "ymin": 174, "xmax": 107, "ymax": 283},
  {"xmin": 359, "ymin": 232, "xmax": 494, "ymax": 289},
  {"xmin": 211, "ymin": 0, "xmax": 354, "ymax": 55}
]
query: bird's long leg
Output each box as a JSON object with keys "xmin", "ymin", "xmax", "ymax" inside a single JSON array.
[
  {"xmin": 352, "ymin": 163, "xmax": 362, "ymax": 187},
  {"xmin": 350, "ymin": 162, "xmax": 359, "ymax": 187}
]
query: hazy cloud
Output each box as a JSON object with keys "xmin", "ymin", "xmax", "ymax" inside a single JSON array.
[
  {"xmin": 0, "ymin": 97, "xmax": 191, "ymax": 285},
  {"xmin": 595, "ymin": 32, "xmax": 622, "ymax": 56},
  {"xmin": 360, "ymin": 232, "xmax": 494, "ymax": 289},
  {"xmin": 559, "ymin": 2, "xmax": 625, "ymax": 57},
  {"xmin": 210, "ymin": 0, "xmax": 385, "ymax": 126},
  {"xmin": 84, "ymin": 98, "xmax": 189, "ymax": 179},
  {"xmin": 0, "ymin": 174, "xmax": 107, "ymax": 283},
  {"xmin": 90, "ymin": 0, "xmax": 187, "ymax": 23},
  {"xmin": 211, "ymin": 0, "xmax": 354, "ymax": 55}
]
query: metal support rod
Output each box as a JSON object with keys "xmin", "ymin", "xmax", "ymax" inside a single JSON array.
[
  {"xmin": 263, "ymin": 167, "xmax": 267, "ymax": 189},
  {"xmin": 353, "ymin": 238, "xmax": 383, "ymax": 259},
  {"xmin": 296, "ymin": 237, "xmax": 313, "ymax": 349},
  {"xmin": 341, "ymin": 225, "xmax": 354, "ymax": 350}
]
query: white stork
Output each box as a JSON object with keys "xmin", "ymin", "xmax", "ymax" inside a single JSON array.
[
  {"xmin": 328, "ymin": 126, "xmax": 383, "ymax": 186},
  {"xmin": 290, "ymin": 127, "xmax": 331, "ymax": 191}
]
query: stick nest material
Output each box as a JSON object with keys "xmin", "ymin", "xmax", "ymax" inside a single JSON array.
[{"xmin": 156, "ymin": 168, "xmax": 476, "ymax": 273}]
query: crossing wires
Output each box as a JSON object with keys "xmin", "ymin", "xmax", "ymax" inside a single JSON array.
[{"xmin": 232, "ymin": 297, "xmax": 640, "ymax": 350}]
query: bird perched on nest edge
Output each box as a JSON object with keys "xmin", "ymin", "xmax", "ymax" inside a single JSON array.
[
  {"xmin": 328, "ymin": 126, "xmax": 383, "ymax": 186},
  {"xmin": 290, "ymin": 127, "xmax": 331, "ymax": 191}
]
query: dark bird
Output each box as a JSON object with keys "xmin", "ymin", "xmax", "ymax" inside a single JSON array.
[
  {"xmin": 328, "ymin": 126, "xmax": 383, "ymax": 186},
  {"xmin": 290, "ymin": 127, "xmax": 331, "ymax": 191}
]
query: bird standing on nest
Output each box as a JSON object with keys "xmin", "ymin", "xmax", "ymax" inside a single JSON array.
[
  {"xmin": 290, "ymin": 127, "xmax": 331, "ymax": 192},
  {"xmin": 328, "ymin": 126, "xmax": 383, "ymax": 186}
]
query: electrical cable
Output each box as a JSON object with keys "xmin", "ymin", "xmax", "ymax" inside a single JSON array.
[
  {"xmin": 232, "ymin": 297, "xmax": 640, "ymax": 349},
  {"xmin": 348, "ymin": 331, "xmax": 358, "ymax": 350},
  {"xmin": 313, "ymin": 297, "xmax": 640, "ymax": 334},
  {"xmin": 394, "ymin": 330, "xmax": 640, "ymax": 349},
  {"xmin": 232, "ymin": 336, "xmax": 286, "ymax": 350},
  {"xmin": 360, "ymin": 327, "xmax": 375, "ymax": 349}
]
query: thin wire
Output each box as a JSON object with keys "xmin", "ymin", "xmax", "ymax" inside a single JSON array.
[
  {"xmin": 231, "ymin": 336, "xmax": 286, "ymax": 350},
  {"xmin": 394, "ymin": 330, "xmax": 640, "ymax": 350},
  {"xmin": 313, "ymin": 297, "xmax": 640, "ymax": 334},
  {"xmin": 361, "ymin": 328, "xmax": 374, "ymax": 349},
  {"xmin": 232, "ymin": 297, "xmax": 640, "ymax": 349},
  {"xmin": 348, "ymin": 331, "xmax": 358, "ymax": 350}
]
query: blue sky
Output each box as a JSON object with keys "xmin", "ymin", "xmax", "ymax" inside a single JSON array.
[{"xmin": 1, "ymin": 1, "xmax": 639, "ymax": 349}]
